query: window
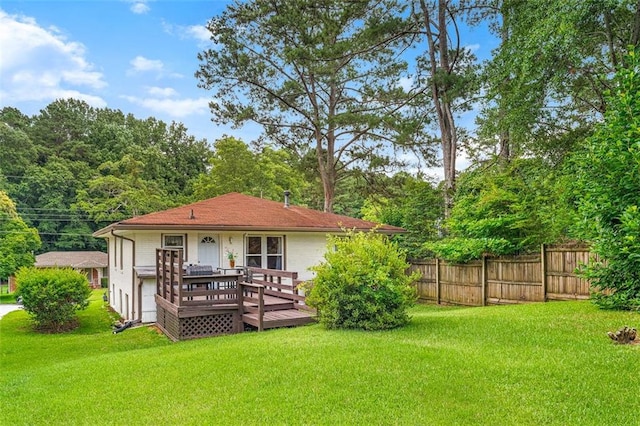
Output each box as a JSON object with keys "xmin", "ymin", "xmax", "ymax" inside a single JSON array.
[
  {"xmin": 245, "ymin": 235, "xmax": 283, "ymax": 270},
  {"xmin": 162, "ymin": 234, "xmax": 184, "ymax": 249}
]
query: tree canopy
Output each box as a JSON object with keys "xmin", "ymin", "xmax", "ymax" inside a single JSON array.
[
  {"xmin": 196, "ymin": 0, "xmax": 420, "ymax": 212},
  {"xmin": 572, "ymin": 49, "xmax": 640, "ymax": 311},
  {"xmin": 0, "ymin": 191, "xmax": 41, "ymax": 280}
]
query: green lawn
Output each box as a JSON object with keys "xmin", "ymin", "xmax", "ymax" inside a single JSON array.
[
  {"xmin": 0, "ymin": 284, "xmax": 17, "ymax": 304},
  {"xmin": 1, "ymin": 291, "xmax": 638, "ymax": 425}
]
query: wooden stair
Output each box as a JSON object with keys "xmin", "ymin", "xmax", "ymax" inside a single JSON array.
[
  {"xmin": 243, "ymin": 308, "xmax": 315, "ymax": 330},
  {"xmin": 241, "ymin": 281, "xmax": 315, "ymax": 331}
]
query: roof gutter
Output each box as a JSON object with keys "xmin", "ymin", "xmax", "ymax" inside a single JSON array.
[{"xmin": 100, "ymin": 224, "xmax": 406, "ymax": 235}]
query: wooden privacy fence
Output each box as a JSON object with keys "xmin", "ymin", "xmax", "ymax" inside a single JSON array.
[{"xmin": 408, "ymin": 244, "xmax": 592, "ymax": 306}]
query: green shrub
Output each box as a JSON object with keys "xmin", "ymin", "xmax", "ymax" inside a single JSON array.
[
  {"xmin": 423, "ymin": 237, "xmax": 514, "ymax": 263},
  {"xmin": 305, "ymin": 230, "xmax": 419, "ymax": 330},
  {"xmin": 572, "ymin": 49, "xmax": 640, "ymax": 311},
  {"xmin": 15, "ymin": 267, "xmax": 91, "ymax": 332}
]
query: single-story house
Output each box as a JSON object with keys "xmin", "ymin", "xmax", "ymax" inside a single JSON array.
[
  {"xmin": 93, "ymin": 192, "xmax": 403, "ymax": 323},
  {"xmin": 34, "ymin": 251, "xmax": 108, "ymax": 289}
]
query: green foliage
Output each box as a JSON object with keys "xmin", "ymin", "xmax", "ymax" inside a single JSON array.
[
  {"xmin": 573, "ymin": 49, "xmax": 640, "ymax": 311},
  {"xmin": 424, "ymin": 237, "xmax": 514, "ymax": 264},
  {"xmin": 306, "ymin": 230, "xmax": 418, "ymax": 330},
  {"xmin": 15, "ymin": 267, "xmax": 91, "ymax": 332},
  {"xmin": 196, "ymin": 0, "xmax": 418, "ymax": 211},
  {"xmin": 426, "ymin": 159, "xmax": 577, "ymax": 262},
  {"xmin": 361, "ymin": 173, "xmax": 444, "ymax": 258},
  {"xmin": 0, "ymin": 191, "xmax": 41, "ymax": 279},
  {"xmin": 475, "ymin": 0, "xmax": 637, "ymax": 159},
  {"xmin": 1, "ymin": 100, "xmax": 212, "ymax": 252},
  {"xmin": 75, "ymin": 154, "xmax": 173, "ymax": 223},
  {"xmin": 191, "ymin": 137, "xmax": 309, "ymax": 203}
]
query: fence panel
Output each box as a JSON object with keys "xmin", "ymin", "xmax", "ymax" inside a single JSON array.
[
  {"xmin": 439, "ymin": 261, "xmax": 483, "ymax": 306},
  {"xmin": 408, "ymin": 260, "xmax": 437, "ymax": 301},
  {"xmin": 410, "ymin": 245, "xmax": 592, "ymax": 307},
  {"xmin": 487, "ymin": 255, "xmax": 543, "ymax": 304},
  {"xmin": 545, "ymin": 246, "xmax": 591, "ymax": 300}
]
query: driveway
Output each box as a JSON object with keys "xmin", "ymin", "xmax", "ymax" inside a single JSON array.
[{"xmin": 0, "ymin": 304, "xmax": 23, "ymax": 319}]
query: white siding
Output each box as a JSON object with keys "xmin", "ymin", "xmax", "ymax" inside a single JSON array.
[
  {"xmin": 106, "ymin": 234, "xmax": 135, "ymax": 320},
  {"xmin": 102, "ymin": 229, "xmax": 333, "ymax": 322},
  {"xmin": 135, "ymin": 232, "xmax": 162, "ymax": 265},
  {"xmin": 286, "ymin": 232, "xmax": 330, "ymax": 281}
]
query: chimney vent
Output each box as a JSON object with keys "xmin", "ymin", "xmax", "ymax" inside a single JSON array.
[
  {"xmin": 189, "ymin": 209, "xmax": 195, "ymax": 219},
  {"xmin": 284, "ymin": 190, "xmax": 291, "ymax": 208}
]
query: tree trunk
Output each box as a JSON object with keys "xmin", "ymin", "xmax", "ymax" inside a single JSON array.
[
  {"xmin": 316, "ymin": 130, "xmax": 336, "ymax": 213},
  {"xmin": 419, "ymin": 0, "xmax": 458, "ymax": 218},
  {"xmin": 607, "ymin": 326, "xmax": 637, "ymax": 344}
]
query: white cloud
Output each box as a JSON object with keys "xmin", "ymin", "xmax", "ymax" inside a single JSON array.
[
  {"xmin": 129, "ymin": 1, "xmax": 150, "ymax": 14},
  {"xmin": 147, "ymin": 86, "xmax": 178, "ymax": 97},
  {"xmin": 162, "ymin": 20, "xmax": 213, "ymax": 48},
  {"xmin": 397, "ymin": 77, "xmax": 414, "ymax": 92},
  {"xmin": 184, "ymin": 25, "xmax": 210, "ymax": 43},
  {"xmin": 465, "ymin": 43, "xmax": 480, "ymax": 53},
  {"xmin": 0, "ymin": 10, "xmax": 107, "ymax": 108},
  {"xmin": 129, "ymin": 55, "xmax": 164, "ymax": 73},
  {"xmin": 121, "ymin": 95, "xmax": 210, "ymax": 118}
]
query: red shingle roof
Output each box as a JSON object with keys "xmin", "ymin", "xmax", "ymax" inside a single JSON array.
[
  {"xmin": 94, "ymin": 192, "xmax": 404, "ymax": 235},
  {"xmin": 35, "ymin": 251, "xmax": 108, "ymax": 268}
]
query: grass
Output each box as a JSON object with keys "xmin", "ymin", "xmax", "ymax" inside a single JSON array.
[
  {"xmin": 0, "ymin": 284, "xmax": 17, "ymax": 304},
  {"xmin": 1, "ymin": 291, "xmax": 638, "ymax": 425}
]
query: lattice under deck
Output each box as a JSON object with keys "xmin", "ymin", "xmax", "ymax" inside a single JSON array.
[{"xmin": 180, "ymin": 313, "xmax": 235, "ymax": 338}]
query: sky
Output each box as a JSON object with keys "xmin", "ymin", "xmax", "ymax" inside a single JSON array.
[
  {"xmin": 0, "ymin": 0, "xmax": 497, "ymax": 177},
  {"xmin": 0, "ymin": 0, "xmax": 241, "ymax": 141}
]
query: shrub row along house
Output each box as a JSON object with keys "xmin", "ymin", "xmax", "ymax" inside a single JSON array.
[{"xmin": 93, "ymin": 192, "xmax": 403, "ymax": 328}]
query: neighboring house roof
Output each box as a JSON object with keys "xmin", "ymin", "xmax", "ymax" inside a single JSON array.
[
  {"xmin": 35, "ymin": 251, "xmax": 108, "ymax": 269},
  {"xmin": 94, "ymin": 192, "xmax": 404, "ymax": 236}
]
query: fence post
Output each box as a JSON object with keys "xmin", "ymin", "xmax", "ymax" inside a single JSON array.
[
  {"xmin": 541, "ymin": 244, "xmax": 547, "ymax": 302},
  {"xmin": 435, "ymin": 258, "xmax": 441, "ymax": 304},
  {"xmin": 482, "ymin": 255, "xmax": 487, "ymax": 306}
]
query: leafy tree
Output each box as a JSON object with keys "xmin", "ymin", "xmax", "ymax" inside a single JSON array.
[
  {"xmin": 197, "ymin": 0, "xmax": 418, "ymax": 212},
  {"xmin": 75, "ymin": 155, "xmax": 172, "ymax": 223},
  {"xmin": 476, "ymin": 0, "xmax": 640, "ymax": 161},
  {"xmin": 191, "ymin": 137, "xmax": 262, "ymax": 199},
  {"xmin": 192, "ymin": 137, "xmax": 310, "ymax": 203},
  {"xmin": 573, "ymin": 49, "xmax": 640, "ymax": 311},
  {"xmin": 425, "ymin": 158, "xmax": 577, "ymax": 262},
  {"xmin": 306, "ymin": 230, "xmax": 419, "ymax": 330},
  {"xmin": 29, "ymin": 98, "xmax": 96, "ymax": 163},
  {"xmin": 361, "ymin": 173, "xmax": 444, "ymax": 257},
  {"xmin": 125, "ymin": 120, "xmax": 211, "ymax": 200},
  {"xmin": 256, "ymin": 145, "xmax": 310, "ymax": 202},
  {"xmin": 0, "ymin": 191, "xmax": 41, "ymax": 280},
  {"xmin": 10, "ymin": 159, "xmax": 91, "ymax": 252},
  {"xmin": 1, "ymin": 100, "xmax": 214, "ymax": 251},
  {"xmin": 15, "ymin": 267, "xmax": 91, "ymax": 332},
  {"xmin": 411, "ymin": 0, "xmax": 481, "ymax": 217},
  {"xmin": 0, "ymin": 114, "xmax": 37, "ymax": 178}
]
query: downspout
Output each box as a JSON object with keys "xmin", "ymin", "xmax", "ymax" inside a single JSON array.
[{"xmin": 111, "ymin": 230, "xmax": 138, "ymax": 321}]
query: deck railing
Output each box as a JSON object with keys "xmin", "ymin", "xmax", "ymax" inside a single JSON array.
[
  {"xmin": 155, "ymin": 250, "xmax": 313, "ymax": 339},
  {"xmin": 245, "ymin": 267, "xmax": 310, "ymax": 309},
  {"xmin": 156, "ymin": 249, "xmax": 243, "ymax": 307}
]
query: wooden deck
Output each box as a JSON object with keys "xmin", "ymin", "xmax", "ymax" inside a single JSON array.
[
  {"xmin": 242, "ymin": 292, "xmax": 315, "ymax": 330},
  {"xmin": 155, "ymin": 249, "xmax": 315, "ymax": 340}
]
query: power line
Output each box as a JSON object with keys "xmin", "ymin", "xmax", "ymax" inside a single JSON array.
[{"xmin": 0, "ymin": 231, "xmax": 97, "ymax": 237}]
